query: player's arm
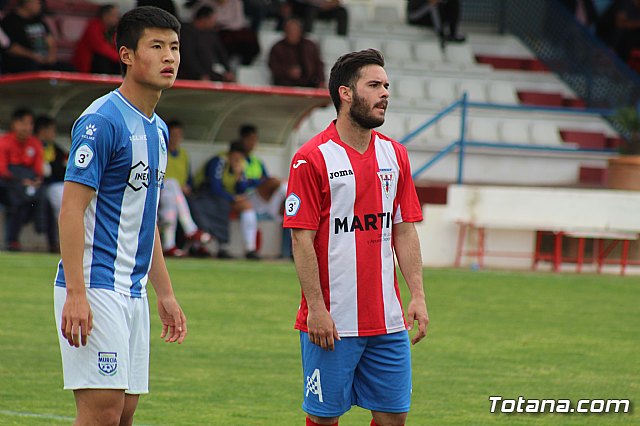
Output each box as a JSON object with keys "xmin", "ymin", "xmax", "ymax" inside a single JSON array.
[
  {"xmin": 393, "ymin": 221, "xmax": 429, "ymax": 345},
  {"xmin": 58, "ymin": 181, "xmax": 95, "ymax": 348},
  {"xmin": 148, "ymin": 226, "xmax": 187, "ymax": 344},
  {"xmin": 291, "ymin": 228, "xmax": 340, "ymax": 351}
]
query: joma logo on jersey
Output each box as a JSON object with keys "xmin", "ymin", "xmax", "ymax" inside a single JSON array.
[
  {"xmin": 128, "ymin": 161, "xmax": 165, "ymax": 191},
  {"xmin": 334, "ymin": 212, "xmax": 392, "ymax": 234},
  {"xmin": 329, "ymin": 169, "xmax": 354, "ymax": 179}
]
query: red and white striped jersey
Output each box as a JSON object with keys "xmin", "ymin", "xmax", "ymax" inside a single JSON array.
[{"xmin": 284, "ymin": 121, "xmax": 423, "ymax": 337}]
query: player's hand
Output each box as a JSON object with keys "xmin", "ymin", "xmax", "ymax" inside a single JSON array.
[
  {"xmin": 157, "ymin": 296, "xmax": 187, "ymax": 344},
  {"xmin": 406, "ymin": 297, "xmax": 429, "ymax": 345},
  {"xmin": 61, "ymin": 292, "xmax": 93, "ymax": 348},
  {"xmin": 307, "ymin": 308, "xmax": 340, "ymax": 351}
]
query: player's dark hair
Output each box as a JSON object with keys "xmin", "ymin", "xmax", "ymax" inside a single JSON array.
[
  {"xmin": 239, "ymin": 124, "xmax": 257, "ymax": 138},
  {"xmin": 328, "ymin": 49, "xmax": 385, "ymax": 113},
  {"xmin": 11, "ymin": 107, "xmax": 34, "ymax": 122},
  {"xmin": 116, "ymin": 6, "xmax": 181, "ymax": 76},
  {"xmin": 229, "ymin": 140, "xmax": 245, "ymax": 154},
  {"xmin": 97, "ymin": 4, "xmax": 116, "ymax": 18},
  {"xmin": 194, "ymin": 5, "xmax": 215, "ymax": 20},
  {"xmin": 34, "ymin": 115, "xmax": 55, "ymax": 134}
]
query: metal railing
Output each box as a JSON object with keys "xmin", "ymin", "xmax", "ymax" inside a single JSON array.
[{"xmin": 400, "ymin": 93, "xmax": 616, "ymax": 183}]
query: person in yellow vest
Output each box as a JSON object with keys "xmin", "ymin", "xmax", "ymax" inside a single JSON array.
[
  {"xmin": 238, "ymin": 124, "xmax": 289, "ymax": 256},
  {"xmin": 192, "ymin": 141, "xmax": 260, "ymax": 259},
  {"xmin": 36, "ymin": 115, "xmax": 66, "ymax": 253},
  {"xmin": 159, "ymin": 120, "xmax": 211, "ymax": 257}
]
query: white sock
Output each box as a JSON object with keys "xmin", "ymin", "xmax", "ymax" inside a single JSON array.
[{"xmin": 240, "ymin": 209, "xmax": 258, "ymax": 252}]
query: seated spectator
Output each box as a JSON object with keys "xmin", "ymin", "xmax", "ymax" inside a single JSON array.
[
  {"xmin": 268, "ymin": 18, "xmax": 325, "ymax": 87},
  {"xmin": 35, "ymin": 114, "xmax": 66, "ymax": 253},
  {"xmin": 407, "ymin": 0, "xmax": 465, "ymax": 47},
  {"xmin": 137, "ymin": 0, "xmax": 177, "ymax": 17},
  {"xmin": 559, "ymin": 0, "xmax": 598, "ymax": 29},
  {"xmin": 614, "ymin": 0, "xmax": 640, "ymax": 61},
  {"xmin": 0, "ymin": 0, "xmax": 73, "ymax": 73},
  {"xmin": 242, "ymin": 0, "xmax": 271, "ymax": 31},
  {"xmin": 0, "ymin": 108, "xmax": 47, "ymax": 251},
  {"xmin": 192, "ymin": 141, "xmax": 260, "ymax": 260},
  {"xmin": 158, "ymin": 120, "xmax": 211, "ymax": 257},
  {"xmin": 213, "ymin": 0, "xmax": 260, "ymax": 65},
  {"xmin": 72, "ymin": 4, "xmax": 120, "ymax": 74},
  {"xmin": 236, "ymin": 124, "xmax": 287, "ymax": 219},
  {"xmin": 178, "ymin": 5, "xmax": 235, "ymax": 82},
  {"xmin": 288, "ymin": 0, "xmax": 348, "ymax": 36},
  {"xmin": 237, "ymin": 124, "xmax": 290, "ymax": 257}
]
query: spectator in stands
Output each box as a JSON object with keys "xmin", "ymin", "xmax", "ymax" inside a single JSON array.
[
  {"xmin": 213, "ymin": 0, "xmax": 260, "ymax": 65},
  {"xmin": 0, "ymin": 0, "xmax": 72, "ymax": 73},
  {"xmin": 288, "ymin": 0, "xmax": 348, "ymax": 36},
  {"xmin": 407, "ymin": 0, "xmax": 465, "ymax": 48},
  {"xmin": 242, "ymin": 0, "xmax": 270, "ymax": 31},
  {"xmin": 613, "ymin": 0, "xmax": 640, "ymax": 61},
  {"xmin": 35, "ymin": 115, "xmax": 66, "ymax": 253},
  {"xmin": 559, "ymin": 0, "xmax": 599, "ymax": 29},
  {"xmin": 268, "ymin": 18, "xmax": 325, "ymax": 87},
  {"xmin": 72, "ymin": 4, "xmax": 120, "ymax": 74},
  {"xmin": 159, "ymin": 120, "xmax": 212, "ymax": 257},
  {"xmin": 137, "ymin": 0, "xmax": 178, "ymax": 17},
  {"xmin": 193, "ymin": 141, "xmax": 260, "ymax": 260},
  {"xmin": 178, "ymin": 5, "xmax": 235, "ymax": 81},
  {"xmin": 0, "ymin": 107, "xmax": 46, "ymax": 251}
]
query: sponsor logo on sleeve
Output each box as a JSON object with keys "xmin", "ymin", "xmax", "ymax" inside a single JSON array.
[
  {"xmin": 293, "ymin": 159, "xmax": 307, "ymax": 169},
  {"xmin": 285, "ymin": 193, "xmax": 301, "ymax": 217},
  {"xmin": 82, "ymin": 124, "xmax": 97, "ymax": 141}
]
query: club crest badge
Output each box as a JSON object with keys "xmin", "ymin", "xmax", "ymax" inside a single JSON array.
[
  {"xmin": 158, "ymin": 129, "xmax": 167, "ymax": 154},
  {"xmin": 377, "ymin": 171, "xmax": 395, "ymax": 198},
  {"xmin": 98, "ymin": 352, "xmax": 118, "ymax": 376}
]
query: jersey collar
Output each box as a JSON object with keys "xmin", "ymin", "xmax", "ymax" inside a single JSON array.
[{"xmin": 113, "ymin": 89, "xmax": 157, "ymax": 124}]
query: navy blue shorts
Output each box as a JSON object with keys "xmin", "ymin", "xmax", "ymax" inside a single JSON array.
[{"xmin": 300, "ymin": 330, "xmax": 412, "ymax": 417}]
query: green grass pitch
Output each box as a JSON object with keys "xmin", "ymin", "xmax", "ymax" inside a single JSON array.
[{"xmin": 0, "ymin": 252, "xmax": 638, "ymax": 425}]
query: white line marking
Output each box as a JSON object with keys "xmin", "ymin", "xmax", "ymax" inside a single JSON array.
[{"xmin": 0, "ymin": 410, "xmax": 154, "ymax": 425}]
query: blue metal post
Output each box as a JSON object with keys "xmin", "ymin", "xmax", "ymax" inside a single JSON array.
[{"xmin": 457, "ymin": 92, "xmax": 468, "ymax": 184}]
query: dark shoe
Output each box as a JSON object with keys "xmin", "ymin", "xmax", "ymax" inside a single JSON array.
[
  {"xmin": 163, "ymin": 247, "xmax": 186, "ymax": 257},
  {"xmin": 189, "ymin": 245, "xmax": 211, "ymax": 258},
  {"xmin": 217, "ymin": 249, "xmax": 234, "ymax": 259},
  {"xmin": 186, "ymin": 229, "xmax": 212, "ymax": 244},
  {"xmin": 447, "ymin": 34, "xmax": 466, "ymax": 43},
  {"xmin": 245, "ymin": 250, "xmax": 261, "ymax": 260}
]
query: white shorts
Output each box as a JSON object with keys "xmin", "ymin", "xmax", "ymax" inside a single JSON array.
[{"xmin": 54, "ymin": 286, "xmax": 150, "ymax": 394}]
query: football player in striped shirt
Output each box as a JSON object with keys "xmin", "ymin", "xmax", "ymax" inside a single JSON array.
[
  {"xmin": 284, "ymin": 49, "xmax": 430, "ymax": 426},
  {"xmin": 53, "ymin": 6, "xmax": 187, "ymax": 425}
]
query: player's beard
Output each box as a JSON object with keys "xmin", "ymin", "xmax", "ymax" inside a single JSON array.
[{"xmin": 349, "ymin": 90, "xmax": 386, "ymax": 130}]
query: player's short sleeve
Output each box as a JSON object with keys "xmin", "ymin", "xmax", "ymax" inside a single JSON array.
[
  {"xmin": 65, "ymin": 113, "xmax": 116, "ymax": 191},
  {"xmin": 283, "ymin": 153, "xmax": 322, "ymax": 230},
  {"xmin": 393, "ymin": 145, "xmax": 423, "ymax": 224}
]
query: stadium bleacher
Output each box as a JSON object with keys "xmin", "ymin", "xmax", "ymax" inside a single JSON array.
[{"xmin": 1, "ymin": 0, "xmax": 637, "ymax": 271}]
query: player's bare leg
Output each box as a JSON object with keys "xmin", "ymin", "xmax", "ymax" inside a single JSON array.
[
  {"xmin": 371, "ymin": 411, "xmax": 408, "ymax": 426},
  {"xmin": 73, "ymin": 389, "xmax": 125, "ymax": 426},
  {"xmin": 119, "ymin": 394, "xmax": 140, "ymax": 426}
]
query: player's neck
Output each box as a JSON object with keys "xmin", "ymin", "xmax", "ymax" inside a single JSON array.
[
  {"xmin": 335, "ymin": 117, "xmax": 371, "ymax": 154},
  {"xmin": 118, "ymin": 79, "xmax": 162, "ymax": 118}
]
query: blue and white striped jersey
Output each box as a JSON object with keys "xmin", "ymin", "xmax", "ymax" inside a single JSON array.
[{"xmin": 55, "ymin": 90, "xmax": 168, "ymax": 298}]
